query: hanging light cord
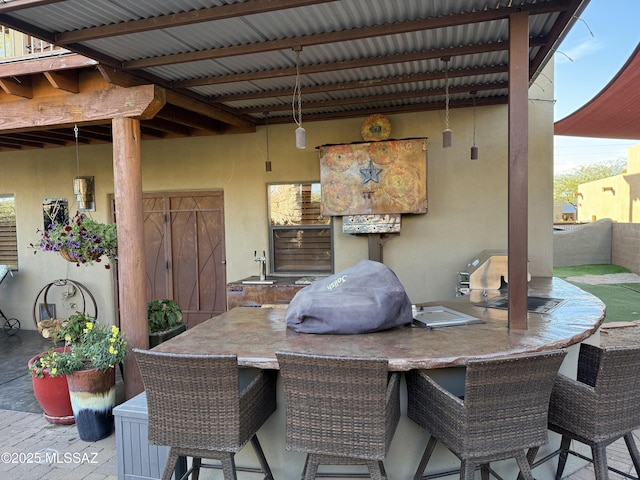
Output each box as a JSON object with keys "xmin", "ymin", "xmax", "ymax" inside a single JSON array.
[
  {"xmin": 472, "ymin": 94, "xmax": 477, "ymax": 146},
  {"xmin": 444, "ymin": 59, "xmax": 450, "ymax": 130},
  {"xmin": 74, "ymin": 124, "xmax": 80, "ymax": 177},
  {"xmin": 292, "ymin": 48, "xmax": 303, "ymax": 129},
  {"xmin": 265, "ymin": 114, "xmax": 270, "ymax": 161}
]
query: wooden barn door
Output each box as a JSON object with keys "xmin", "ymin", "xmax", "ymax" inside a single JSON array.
[{"xmin": 143, "ymin": 191, "xmax": 226, "ymax": 328}]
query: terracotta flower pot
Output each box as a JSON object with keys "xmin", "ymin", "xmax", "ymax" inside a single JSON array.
[
  {"xmin": 66, "ymin": 367, "xmax": 116, "ymax": 441},
  {"xmin": 27, "ymin": 348, "xmax": 75, "ymax": 425}
]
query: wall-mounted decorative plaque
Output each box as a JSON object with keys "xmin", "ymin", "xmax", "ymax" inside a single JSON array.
[{"xmin": 319, "ymin": 138, "xmax": 427, "ymax": 216}]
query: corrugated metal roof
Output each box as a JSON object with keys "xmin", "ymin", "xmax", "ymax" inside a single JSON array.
[{"xmin": 0, "ymin": 0, "xmax": 588, "ymax": 142}]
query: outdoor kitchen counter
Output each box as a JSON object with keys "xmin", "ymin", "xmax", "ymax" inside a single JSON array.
[
  {"xmin": 148, "ymin": 276, "xmax": 604, "ymax": 480},
  {"xmin": 155, "ymin": 276, "xmax": 606, "ymax": 369}
]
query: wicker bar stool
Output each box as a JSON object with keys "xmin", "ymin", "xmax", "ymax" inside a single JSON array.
[
  {"xmin": 544, "ymin": 343, "xmax": 640, "ymax": 480},
  {"xmin": 275, "ymin": 351, "xmax": 401, "ymax": 480},
  {"xmin": 406, "ymin": 349, "xmax": 567, "ymax": 480},
  {"xmin": 134, "ymin": 349, "xmax": 277, "ymax": 480}
]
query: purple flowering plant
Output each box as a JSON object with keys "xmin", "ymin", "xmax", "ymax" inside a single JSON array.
[{"xmin": 31, "ymin": 212, "xmax": 117, "ymax": 268}]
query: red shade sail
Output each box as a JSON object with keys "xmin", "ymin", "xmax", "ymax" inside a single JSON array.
[{"xmin": 554, "ymin": 42, "xmax": 640, "ymax": 140}]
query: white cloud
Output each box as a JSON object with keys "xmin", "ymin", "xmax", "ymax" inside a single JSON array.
[{"xmin": 555, "ymin": 37, "xmax": 603, "ymax": 64}]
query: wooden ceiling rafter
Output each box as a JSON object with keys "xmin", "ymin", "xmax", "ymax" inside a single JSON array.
[
  {"xmin": 8, "ymin": 130, "xmax": 69, "ymax": 146},
  {"xmin": 0, "ymin": 75, "xmax": 32, "ymax": 98},
  {"xmin": 173, "ymin": 40, "xmax": 542, "ymax": 89},
  {"xmin": 218, "ymin": 68, "xmax": 508, "ymax": 103},
  {"xmin": 51, "ymin": 0, "xmax": 340, "ymax": 44},
  {"xmin": 43, "ymin": 69, "xmax": 79, "ymax": 93},
  {"xmin": 118, "ymin": 3, "xmax": 567, "ymax": 70},
  {"xmin": 240, "ymin": 81, "xmax": 509, "ymax": 115}
]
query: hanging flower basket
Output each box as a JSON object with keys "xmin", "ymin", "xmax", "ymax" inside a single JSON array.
[
  {"xmin": 30, "ymin": 211, "xmax": 117, "ymax": 268},
  {"xmin": 59, "ymin": 249, "xmax": 75, "ymax": 262},
  {"xmin": 59, "ymin": 248, "xmax": 101, "ymax": 263}
]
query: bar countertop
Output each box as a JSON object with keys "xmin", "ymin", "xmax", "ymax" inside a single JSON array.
[{"xmin": 155, "ymin": 277, "xmax": 606, "ymax": 369}]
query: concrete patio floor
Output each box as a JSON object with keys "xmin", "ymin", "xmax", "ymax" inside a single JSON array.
[{"xmin": 0, "ymin": 330, "xmax": 638, "ymax": 479}]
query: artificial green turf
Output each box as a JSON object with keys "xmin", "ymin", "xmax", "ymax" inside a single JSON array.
[
  {"xmin": 553, "ymin": 264, "xmax": 630, "ymax": 278},
  {"xmin": 553, "ymin": 264, "xmax": 640, "ymax": 323}
]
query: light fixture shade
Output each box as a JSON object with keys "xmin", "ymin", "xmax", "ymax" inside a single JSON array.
[
  {"xmin": 442, "ymin": 128, "xmax": 453, "ymax": 148},
  {"xmin": 470, "ymin": 146, "xmax": 479, "ymax": 160},
  {"xmin": 295, "ymin": 126, "xmax": 306, "ymax": 149},
  {"xmin": 73, "ymin": 176, "xmax": 95, "ymax": 211}
]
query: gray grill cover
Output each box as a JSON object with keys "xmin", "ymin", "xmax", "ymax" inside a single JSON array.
[{"xmin": 285, "ymin": 260, "xmax": 412, "ymax": 334}]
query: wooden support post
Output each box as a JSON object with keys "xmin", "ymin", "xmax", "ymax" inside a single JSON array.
[
  {"xmin": 368, "ymin": 235, "xmax": 382, "ymax": 263},
  {"xmin": 112, "ymin": 117, "xmax": 148, "ymax": 399},
  {"xmin": 367, "ymin": 234, "xmax": 394, "ymax": 263},
  {"xmin": 508, "ymin": 11, "xmax": 530, "ymax": 330}
]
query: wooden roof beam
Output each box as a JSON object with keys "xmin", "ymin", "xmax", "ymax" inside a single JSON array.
[
  {"xmin": 53, "ymin": 0, "xmax": 339, "ymax": 43},
  {"xmin": 43, "ymin": 70, "xmax": 79, "ymax": 93},
  {"xmin": 0, "ymin": 53, "xmax": 97, "ymax": 78},
  {"xmin": 0, "ymin": 84, "xmax": 165, "ymax": 133},
  {"xmin": 123, "ymin": 3, "xmax": 562, "ymax": 69},
  {"xmin": 264, "ymin": 95, "xmax": 507, "ymax": 124},
  {"xmin": 0, "ymin": 1, "xmax": 66, "ymax": 14},
  {"xmin": 239, "ymin": 81, "xmax": 508, "ymax": 114},
  {"xmin": 219, "ymin": 67, "xmax": 507, "ymax": 103},
  {"xmin": 155, "ymin": 105, "xmax": 225, "ymax": 133},
  {"xmin": 78, "ymin": 125, "xmax": 113, "ymax": 142},
  {"xmin": 173, "ymin": 39, "xmax": 545, "ymax": 88},
  {"xmin": 0, "ymin": 76, "xmax": 32, "ymax": 98},
  {"xmin": 143, "ymin": 117, "xmax": 194, "ymax": 136},
  {"xmin": 1, "ymin": 131, "xmax": 67, "ymax": 146},
  {"xmin": 139, "ymin": 125, "xmax": 167, "ymax": 139},
  {"xmin": 164, "ymin": 90, "xmax": 255, "ymax": 132}
]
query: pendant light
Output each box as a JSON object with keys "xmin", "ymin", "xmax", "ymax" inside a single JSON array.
[
  {"xmin": 470, "ymin": 92, "xmax": 479, "ymax": 160},
  {"xmin": 442, "ymin": 56, "xmax": 452, "ymax": 148},
  {"xmin": 292, "ymin": 46, "xmax": 306, "ymax": 149},
  {"xmin": 71, "ymin": 125, "xmax": 95, "ymax": 211}
]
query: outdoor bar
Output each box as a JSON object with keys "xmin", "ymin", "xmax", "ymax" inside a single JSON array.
[{"xmin": 139, "ymin": 276, "xmax": 605, "ymax": 480}]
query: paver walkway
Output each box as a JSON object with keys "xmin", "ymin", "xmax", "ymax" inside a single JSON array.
[{"xmin": 0, "ymin": 409, "xmax": 117, "ymax": 479}]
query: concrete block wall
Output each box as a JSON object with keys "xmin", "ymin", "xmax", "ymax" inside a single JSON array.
[
  {"xmin": 612, "ymin": 223, "xmax": 640, "ymax": 275},
  {"xmin": 553, "ymin": 219, "xmax": 640, "ymax": 275}
]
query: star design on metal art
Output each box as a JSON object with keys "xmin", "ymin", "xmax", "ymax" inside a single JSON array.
[{"xmin": 360, "ymin": 160, "xmax": 383, "ymax": 184}]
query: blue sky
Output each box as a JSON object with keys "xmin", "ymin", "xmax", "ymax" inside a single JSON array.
[{"xmin": 553, "ymin": 0, "xmax": 640, "ymax": 174}]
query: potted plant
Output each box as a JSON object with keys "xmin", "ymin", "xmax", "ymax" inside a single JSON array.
[
  {"xmin": 27, "ymin": 347, "xmax": 75, "ymax": 425},
  {"xmin": 30, "ymin": 211, "xmax": 117, "ymax": 268},
  {"xmin": 147, "ymin": 299, "xmax": 186, "ymax": 347},
  {"xmin": 46, "ymin": 313, "xmax": 128, "ymax": 441},
  {"xmin": 26, "ymin": 310, "xmax": 94, "ymax": 425}
]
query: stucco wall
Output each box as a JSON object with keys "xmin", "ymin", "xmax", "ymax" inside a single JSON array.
[
  {"xmin": 0, "ymin": 65, "xmax": 555, "ymax": 329},
  {"xmin": 577, "ymin": 144, "xmax": 640, "ymax": 223},
  {"xmin": 553, "ymin": 219, "xmax": 613, "ymax": 267}
]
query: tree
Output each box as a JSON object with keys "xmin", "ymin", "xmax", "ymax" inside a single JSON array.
[{"xmin": 554, "ymin": 158, "xmax": 626, "ymax": 206}]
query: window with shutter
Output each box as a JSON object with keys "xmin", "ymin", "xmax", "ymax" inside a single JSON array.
[
  {"xmin": 268, "ymin": 183, "xmax": 333, "ymax": 274},
  {"xmin": 0, "ymin": 195, "xmax": 17, "ymax": 269}
]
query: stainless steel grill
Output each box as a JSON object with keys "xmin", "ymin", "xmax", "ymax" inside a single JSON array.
[{"xmin": 456, "ymin": 250, "xmax": 530, "ymax": 296}]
